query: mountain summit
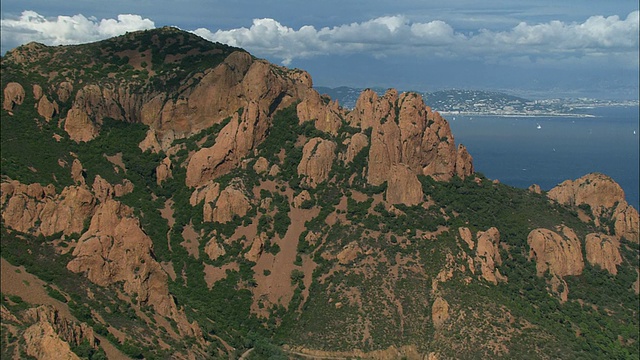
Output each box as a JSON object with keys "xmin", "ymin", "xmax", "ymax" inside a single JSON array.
[{"xmin": 1, "ymin": 28, "xmax": 638, "ymax": 359}]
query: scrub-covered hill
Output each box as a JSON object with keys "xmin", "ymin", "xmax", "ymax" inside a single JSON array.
[{"xmin": 1, "ymin": 27, "xmax": 638, "ymax": 360}]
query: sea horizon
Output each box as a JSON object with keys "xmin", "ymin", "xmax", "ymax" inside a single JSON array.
[{"xmin": 448, "ymin": 105, "xmax": 639, "ymax": 211}]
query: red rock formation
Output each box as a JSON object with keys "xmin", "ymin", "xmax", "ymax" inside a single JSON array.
[
  {"xmin": 3, "ymin": 82, "xmax": 25, "ymax": 111},
  {"xmin": 296, "ymin": 90, "xmax": 342, "ymax": 135},
  {"xmin": 67, "ymin": 199, "xmax": 197, "ymax": 336},
  {"xmin": 245, "ymin": 234, "xmax": 265, "ymax": 262},
  {"xmin": 253, "ymin": 157, "xmax": 270, "ymax": 174},
  {"xmin": 23, "ymin": 320, "xmax": 82, "ymax": 360},
  {"xmin": 527, "ymin": 226, "xmax": 584, "ymax": 277},
  {"xmin": 293, "ymin": 190, "xmax": 312, "ymax": 208},
  {"xmin": 1, "ymin": 180, "xmax": 94, "ymax": 236},
  {"xmin": 585, "ymin": 233, "xmax": 622, "ymax": 275},
  {"xmin": 37, "ymin": 94, "xmax": 59, "ymax": 122},
  {"xmin": 56, "ymin": 82, "xmax": 73, "ymax": 103},
  {"xmin": 344, "ymin": 132, "xmax": 369, "ymax": 164},
  {"xmin": 70, "ymin": 159, "xmax": 86, "ymax": 185},
  {"xmin": 156, "ymin": 157, "xmax": 173, "ymax": 185},
  {"xmin": 347, "ymin": 89, "xmax": 473, "ymax": 196},
  {"xmin": 475, "ymin": 227, "xmax": 507, "ymax": 285},
  {"xmin": 458, "ymin": 227, "xmax": 474, "ymax": 250},
  {"xmin": 204, "ymin": 237, "xmax": 226, "ymax": 261},
  {"xmin": 211, "ymin": 182, "xmax": 251, "ymax": 223},
  {"xmin": 431, "ymin": 297, "xmax": 450, "ymax": 329},
  {"xmin": 297, "ymin": 138, "xmax": 337, "ymax": 188},
  {"xmin": 64, "ymin": 107, "xmax": 99, "ymax": 142},
  {"xmin": 548, "ymin": 173, "xmax": 639, "ymax": 242},
  {"xmin": 386, "ymin": 164, "xmax": 424, "ymax": 206},
  {"xmin": 23, "ymin": 305, "xmax": 96, "ymax": 352}
]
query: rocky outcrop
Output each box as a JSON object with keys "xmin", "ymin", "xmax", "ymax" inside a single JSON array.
[
  {"xmin": 458, "ymin": 227, "xmax": 506, "ymax": 284},
  {"xmin": 190, "ymin": 181, "xmax": 221, "ymax": 222},
  {"xmin": 70, "ymin": 159, "xmax": 86, "ymax": 185},
  {"xmin": 455, "ymin": 144, "xmax": 474, "ymax": 178},
  {"xmin": 612, "ymin": 204, "xmax": 639, "ymax": 243},
  {"xmin": 293, "ymin": 190, "xmax": 312, "ymax": 208},
  {"xmin": 344, "ymin": 132, "xmax": 369, "ymax": 164},
  {"xmin": 386, "ymin": 164, "xmax": 423, "ymax": 205},
  {"xmin": 57, "ymin": 82, "xmax": 74, "ymax": 103},
  {"xmin": 337, "ymin": 242, "xmax": 362, "ymax": 264},
  {"xmin": 23, "ymin": 321, "xmax": 81, "ymax": 360},
  {"xmin": 20, "ymin": 305, "xmax": 97, "ymax": 360},
  {"xmin": 548, "ymin": 173, "xmax": 639, "ymax": 242},
  {"xmin": 67, "ymin": 199, "xmax": 196, "ymax": 336},
  {"xmin": 585, "ymin": 233, "xmax": 622, "ymax": 275},
  {"xmin": 156, "ymin": 157, "xmax": 173, "ymax": 184},
  {"xmin": 432, "ymin": 297, "xmax": 450, "ymax": 329},
  {"xmin": 245, "ymin": 234, "xmax": 265, "ymax": 262},
  {"xmin": 91, "ymin": 175, "xmax": 133, "ymax": 203},
  {"xmin": 211, "ymin": 182, "xmax": 251, "ymax": 223},
  {"xmin": 64, "ymin": 107, "xmax": 99, "ymax": 142},
  {"xmin": 347, "ymin": 89, "xmax": 473, "ymax": 199},
  {"xmin": 527, "ymin": 226, "xmax": 584, "ymax": 277},
  {"xmin": 297, "ymin": 138, "xmax": 337, "ymax": 188},
  {"xmin": 3, "ymin": 82, "xmax": 25, "ymax": 111},
  {"xmin": 33, "ymin": 84, "xmax": 44, "ymax": 100},
  {"xmin": 475, "ymin": 227, "xmax": 507, "ymax": 285},
  {"xmin": 253, "ymin": 157, "xmax": 270, "ymax": 174},
  {"xmin": 1, "ymin": 180, "xmax": 95, "ymax": 236},
  {"xmin": 24, "ymin": 305, "xmax": 96, "ymax": 351},
  {"xmin": 296, "ymin": 90, "xmax": 342, "ymax": 135},
  {"xmin": 528, "ymin": 184, "xmax": 542, "ymax": 194},
  {"xmin": 205, "ymin": 237, "xmax": 226, "ymax": 261},
  {"xmin": 458, "ymin": 227, "xmax": 474, "ymax": 250},
  {"xmin": 37, "ymin": 94, "xmax": 59, "ymax": 121},
  {"xmin": 170, "ymin": 52, "xmax": 315, "ymax": 187}
]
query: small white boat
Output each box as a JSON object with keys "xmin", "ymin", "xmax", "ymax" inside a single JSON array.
[{"xmin": 536, "ymin": 123, "xmax": 542, "ymax": 129}]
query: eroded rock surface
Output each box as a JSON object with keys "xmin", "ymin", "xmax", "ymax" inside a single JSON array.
[
  {"xmin": 527, "ymin": 226, "xmax": 584, "ymax": 277},
  {"xmin": 297, "ymin": 138, "xmax": 337, "ymax": 188},
  {"xmin": 585, "ymin": 233, "xmax": 622, "ymax": 275},
  {"xmin": 548, "ymin": 173, "xmax": 638, "ymax": 242},
  {"xmin": 3, "ymin": 82, "xmax": 25, "ymax": 111}
]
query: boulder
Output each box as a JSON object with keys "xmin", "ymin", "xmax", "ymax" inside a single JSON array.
[
  {"xmin": 475, "ymin": 227, "xmax": 506, "ymax": 284},
  {"xmin": 585, "ymin": 233, "xmax": 622, "ymax": 275},
  {"xmin": 3, "ymin": 82, "xmax": 25, "ymax": 111},
  {"xmin": 211, "ymin": 183, "xmax": 251, "ymax": 223},
  {"xmin": 527, "ymin": 226, "xmax": 584, "ymax": 277}
]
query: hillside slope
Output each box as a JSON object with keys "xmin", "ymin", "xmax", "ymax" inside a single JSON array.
[{"xmin": 1, "ymin": 27, "xmax": 638, "ymax": 360}]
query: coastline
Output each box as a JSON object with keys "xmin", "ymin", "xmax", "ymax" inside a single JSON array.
[{"xmin": 440, "ymin": 111, "xmax": 596, "ymax": 118}]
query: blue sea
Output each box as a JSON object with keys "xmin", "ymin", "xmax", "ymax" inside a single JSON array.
[{"xmin": 447, "ymin": 106, "xmax": 639, "ymax": 210}]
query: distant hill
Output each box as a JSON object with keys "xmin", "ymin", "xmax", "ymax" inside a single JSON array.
[{"xmin": 316, "ymin": 86, "xmax": 637, "ymax": 116}]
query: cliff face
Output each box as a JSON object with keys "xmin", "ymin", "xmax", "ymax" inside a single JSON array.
[
  {"xmin": 347, "ymin": 89, "xmax": 473, "ymax": 186},
  {"xmin": 548, "ymin": 173, "xmax": 639, "ymax": 242}
]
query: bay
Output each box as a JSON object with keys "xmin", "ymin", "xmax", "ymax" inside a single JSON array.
[{"xmin": 447, "ymin": 106, "xmax": 639, "ymax": 210}]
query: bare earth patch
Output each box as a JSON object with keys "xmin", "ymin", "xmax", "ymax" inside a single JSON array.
[
  {"xmin": 104, "ymin": 152, "xmax": 126, "ymax": 173},
  {"xmin": 204, "ymin": 263, "xmax": 239, "ymax": 288},
  {"xmin": 180, "ymin": 222, "xmax": 200, "ymax": 259}
]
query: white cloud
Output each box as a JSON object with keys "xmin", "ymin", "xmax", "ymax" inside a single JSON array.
[
  {"xmin": 198, "ymin": 11, "xmax": 639, "ymax": 68},
  {"xmin": 2, "ymin": 9, "xmax": 637, "ymax": 70},
  {"xmin": 1, "ymin": 11, "xmax": 154, "ymax": 51}
]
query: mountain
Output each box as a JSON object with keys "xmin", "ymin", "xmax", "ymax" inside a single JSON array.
[{"xmin": 1, "ymin": 27, "xmax": 638, "ymax": 360}]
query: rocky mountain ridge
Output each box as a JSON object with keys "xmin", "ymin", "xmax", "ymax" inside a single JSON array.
[{"xmin": 1, "ymin": 28, "xmax": 638, "ymax": 359}]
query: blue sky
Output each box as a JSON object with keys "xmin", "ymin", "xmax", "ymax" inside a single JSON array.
[{"xmin": 1, "ymin": 1, "xmax": 638, "ymax": 99}]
